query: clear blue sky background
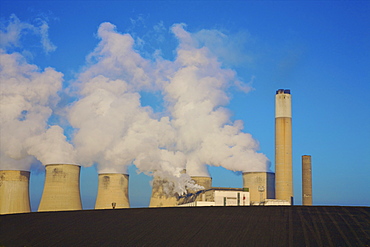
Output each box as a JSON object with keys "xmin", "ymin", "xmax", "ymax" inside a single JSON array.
[{"xmin": 1, "ymin": 1, "xmax": 369, "ymax": 210}]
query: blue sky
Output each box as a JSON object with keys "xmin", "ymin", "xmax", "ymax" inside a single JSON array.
[{"xmin": 1, "ymin": 1, "xmax": 369, "ymax": 210}]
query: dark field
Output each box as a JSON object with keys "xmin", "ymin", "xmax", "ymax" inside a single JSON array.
[{"xmin": 1, "ymin": 206, "xmax": 369, "ymax": 246}]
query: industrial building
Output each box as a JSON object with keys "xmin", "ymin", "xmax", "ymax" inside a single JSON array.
[{"xmin": 178, "ymin": 187, "xmax": 250, "ymax": 206}]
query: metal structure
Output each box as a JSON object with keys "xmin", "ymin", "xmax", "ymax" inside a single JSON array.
[
  {"xmin": 302, "ymin": 155, "xmax": 313, "ymax": 205},
  {"xmin": 0, "ymin": 170, "xmax": 31, "ymax": 215},
  {"xmin": 38, "ymin": 164, "xmax": 82, "ymax": 212},
  {"xmin": 95, "ymin": 173, "xmax": 130, "ymax": 209},
  {"xmin": 275, "ymin": 89, "xmax": 293, "ymax": 204}
]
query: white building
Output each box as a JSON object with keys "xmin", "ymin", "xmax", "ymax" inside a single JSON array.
[{"xmin": 178, "ymin": 188, "xmax": 250, "ymax": 207}]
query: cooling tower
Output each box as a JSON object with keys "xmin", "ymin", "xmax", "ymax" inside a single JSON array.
[
  {"xmin": 275, "ymin": 89, "xmax": 293, "ymax": 204},
  {"xmin": 0, "ymin": 170, "xmax": 31, "ymax": 215},
  {"xmin": 95, "ymin": 173, "xmax": 130, "ymax": 209},
  {"xmin": 242, "ymin": 172, "xmax": 275, "ymax": 204},
  {"xmin": 149, "ymin": 177, "xmax": 178, "ymax": 207},
  {"xmin": 189, "ymin": 176, "xmax": 212, "ymax": 202},
  {"xmin": 191, "ymin": 176, "xmax": 212, "ymax": 190},
  {"xmin": 302, "ymin": 155, "xmax": 313, "ymax": 205},
  {"xmin": 38, "ymin": 164, "xmax": 82, "ymax": 212}
]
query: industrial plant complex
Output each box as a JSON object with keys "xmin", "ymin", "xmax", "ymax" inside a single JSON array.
[
  {"xmin": 1, "ymin": 89, "xmax": 311, "ymax": 214},
  {"xmin": 1, "ymin": 90, "xmax": 369, "ymax": 247}
]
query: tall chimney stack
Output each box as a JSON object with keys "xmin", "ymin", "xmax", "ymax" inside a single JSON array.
[
  {"xmin": 302, "ymin": 155, "xmax": 313, "ymax": 205},
  {"xmin": 0, "ymin": 170, "xmax": 31, "ymax": 215},
  {"xmin": 275, "ymin": 89, "xmax": 293, "ymax": 204},
  {"xmin": 38, "ymin": 164, "xmax": 82, "ymax": 212},
  {"xmin": 95, "ymin": 173, "xmax": 130, "ymax": 209}
]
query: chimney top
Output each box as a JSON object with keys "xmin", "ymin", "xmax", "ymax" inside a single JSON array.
[{"xmin": 276, "ymin": 89, "xmax": 291, "ymax": 95}]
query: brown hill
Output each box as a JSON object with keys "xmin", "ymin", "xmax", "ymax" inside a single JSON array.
[{"xmin": 1, "ymin": 206, "xmax": 369, "ymax": 246}]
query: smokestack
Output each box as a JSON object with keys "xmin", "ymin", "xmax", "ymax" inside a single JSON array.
[
  {"xmin": 149, "ymin": 177, "xmax": 178, "ymax": 207},
  {"xmin": 95, "ymin": 173, "xmax": 130, "ymax": 209},
  {"xmin": 275, "ymin": 89, "xmax": 293, "ymax": 204},
  {"xmin": 0, "ymin": 170, "xmax": 31, "ymax": 215},
  {"xmin": 302, "ymin": 155, "xmax": 313, "ymax": 205},
  {"xmin": 242, "ymin": 172, "xmax": 275, "ymax": 204},
  {"xmin": 38, "ymin": 164, "xmax": 82, "ymax": 212}
]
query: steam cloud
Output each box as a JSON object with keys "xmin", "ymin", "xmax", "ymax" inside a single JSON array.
[
  {"xmin": 1, "ymin": 16, "xmax": 270, "ymax": 195},
  {"xmin": 0, "ymin": 16, "xmax": 74, "ymax": 170}
]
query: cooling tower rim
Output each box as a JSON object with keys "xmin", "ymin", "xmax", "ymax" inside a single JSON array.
[
  {"xmin": 242, "ymin": 171, "xmax": 275, "ymax": 175},
  {"xmin": 44, "ymin": 163, "xmax": 80, "ymax": 167},
  {"xmin": 0, "ymin": 169, "xmax": 30, "ymax": 172},
  {"xmin": 98, "ymin": 173, "xmax": 129, "ymax": 176}
]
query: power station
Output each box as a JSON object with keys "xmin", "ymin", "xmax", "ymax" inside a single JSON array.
[{"xmin": 0, "ymin": 89, "xmax": 314, "ymax": 213}]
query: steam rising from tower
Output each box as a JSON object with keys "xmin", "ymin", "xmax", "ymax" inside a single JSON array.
[{"xmin": 275, "ymin": 89, "xmax": 293, "ymax": 203}]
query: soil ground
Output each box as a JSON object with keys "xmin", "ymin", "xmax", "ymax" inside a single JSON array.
[{"xmin": 1, "ymin": 206, "xmax": 369, "ymax": 246}]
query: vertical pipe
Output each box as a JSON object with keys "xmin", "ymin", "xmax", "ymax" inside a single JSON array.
[
  {"xmin": 302, "ymin": 155, "xmax": 313, "ymax": 205},
  {"xmin": 275, "ymin": 89, "xmax": 293, "ymax": 204}
]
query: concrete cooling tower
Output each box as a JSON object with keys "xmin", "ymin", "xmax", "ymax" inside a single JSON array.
[
  {"xmin": 302, "ymin": 155, "xmax": 313, "ymax": 205},
  {"xmin": 0, "ymin": 170, "xmax": 31, "ymax": 215},
  {"xmin": 95, "ymin": 173, "xmax": 130, "ymax": 209},
  {"xmin": 275, "ymin": 89, "xmax": 293, "ymax": 204},
  {"xmin": 188, "ymin": 176, "xmax": 212, "ymax": 202},
  {"xmin": 149, "ymin": 177, "xmax": 178, "ymax": 207},
  {"xmin": 242, "ymin": 172, "xmax": 275, "ymax": 205},
  {"xmin": 190, "ymin": 176, "xmax": 212, "ymax": 191},
  {"xmin": 38, "ymin": 164, "xmax": 82, "ymax": 212}
]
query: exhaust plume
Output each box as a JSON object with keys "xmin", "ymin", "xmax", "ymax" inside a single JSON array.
[
  {"xmin": 0, "ymin": 15, "xmax": 75, "ymax": 171},
  {"xmin": 68, "ymin": 22, "xmax": 270, "ymax": 196}
]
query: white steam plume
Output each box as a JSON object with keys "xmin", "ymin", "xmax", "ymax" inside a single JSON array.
[
  {"xmin": 68, "ymin": 23, "xmax": 181, "ymax": 174},
  {"xmin": 68, "ymin": 22, "xmax": 270, "ymax": 196},
  {"xmin": 0, "ymin": 16, "xmax": 74, "ymax": 170},
  {"xmin": 163, "ymin": 24, "xmax": 270, "ymax": 176}
]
